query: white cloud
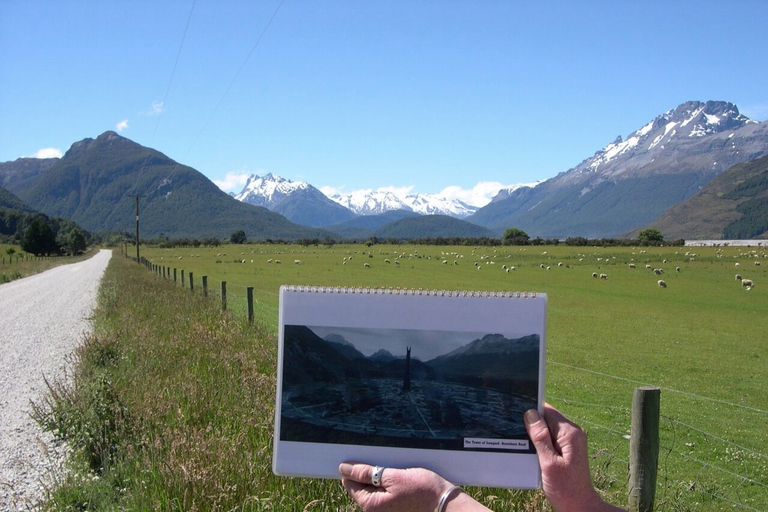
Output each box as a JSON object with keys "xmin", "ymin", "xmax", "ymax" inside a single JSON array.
[
  {"xmin": 213, "ymin": 171, "xmax": 251, "ymax": 193},
  {"xmin": 319, "ymin": 185, "xmax": 346, "ymax": 197},
  {"xmin": 31, "ymin": 147, "xmax": 63, "ymax": 159},
  {"xmin": 438, "ymin": 181, "xmax": 517, "ymax": 207},
  {"xmin": 116, "ymin": 119, "xmax": 129, "ymax": 132},
  {"xmin": 141, "ymin": 101, "xmax": 164, "ymax": 116}
]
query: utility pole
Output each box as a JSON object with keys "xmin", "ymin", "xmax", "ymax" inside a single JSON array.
[{"xmin": 130, "ymin": 195, "xmax": 146, "ymax": 261}]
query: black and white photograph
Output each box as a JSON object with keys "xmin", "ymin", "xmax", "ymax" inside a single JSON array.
[{"xmin": 279, "ymin": 325, "xmax": 540, "ymax": 452}]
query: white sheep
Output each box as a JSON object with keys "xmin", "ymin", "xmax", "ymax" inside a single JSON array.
[
  {"xmin": 600, "ymin": 273, "xmax": 608, "ymax": 280},
  {"xmin": 654, "ymin": 268, "xmax": 664, "ymax": 275},
  {"xmin": 658, "ymin": 280, "xmax": 667, "ymax": 288},
  {"xmin": 364, "ymin": 263, "xmax": 371, "ymax": 268},
  {"xmin": 629, "ymin": 263, "xmax": 636, "ymax": 269},
  {"xmin": 592, "ymin": 272, "xmax": 598, "ymax": 278},
  {"xmin": 735, "ymin": 274, "xmax": 742, "ymax": 281},
  {"xmin": 742, "ymin": 279, "xmax": 754, "ymax": 287},
  {"xmin": 294, "ymin": 259, "xmax": 301, "ymax": 264}
]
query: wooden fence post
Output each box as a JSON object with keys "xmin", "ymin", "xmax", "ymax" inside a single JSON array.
[
  {"xmin": 247, "ymin": 287, "xmax": 254, "ymax": 324},
  {"xmin": 202, "ymin": 276, "xmax": 208, "ymax": 297},
  {"xmin": 221, "ymin": 281, "xmax": 227, "ymax": 311},
  {"xmin": 189, "ymin": 272, "xmax": 194, "ymax": 292},
  {"xmin": 173, "ymin": 268, "xmax": 177, "ymax": 282},
  {"xmin": 629, "ymin": 386, "xmax": 660, "ymax": 512},
  {"xmin": 181, "ymin": 270, "xmax": 185, "ymax": 287}
]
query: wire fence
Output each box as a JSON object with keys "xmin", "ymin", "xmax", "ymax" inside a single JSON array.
[{"xmin": 135, "ymin": 254, "xmax": 767, "ymax": 511}]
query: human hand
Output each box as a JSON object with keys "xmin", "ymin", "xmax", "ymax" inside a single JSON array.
[
  {"xmin": 339, "ymin": 462, "xmax": 488, "ymax": 512},
  {"xmin": 524, "ymin": 403, "xmax": 625, "ymax": 512}
]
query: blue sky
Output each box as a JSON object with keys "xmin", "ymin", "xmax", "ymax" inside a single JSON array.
[{"xmin": 2, "ymin": 1, "xmax": 767, "ymax": 206}]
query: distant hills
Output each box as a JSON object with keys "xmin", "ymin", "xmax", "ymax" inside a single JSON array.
[
  {"xmin": 1, "ymin": 132, "xmax": 331, "ymax": 240},
  {"xmin": 2, "ymin": 100, "xmax": 768, "ymax": 241}
]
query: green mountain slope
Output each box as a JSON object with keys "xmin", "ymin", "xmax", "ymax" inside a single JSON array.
[
  {"xmin": 373, "ymin": 215, "xmax": 498, "ymax": 240},
  {"xmin": 0, "ymin": 157, "xmax": 59, "ymax": 196},
  {"xmin": 640, "ymin": 154, "xmax": 768, "ymax": 240},
  {"xmin": 17, "ymin": 132, "xmax": 331, "ymax": 240},
  {"xmin": 0, "ymin": 186, "xmax": 35, "ymax": 213}
]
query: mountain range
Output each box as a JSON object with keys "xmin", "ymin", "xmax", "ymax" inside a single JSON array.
[
  {"xmin": 2, "ymin": 100, "xmax": 767, "ymax": 240},
  {"xmin": 235, "ymin": 173, "xmax": 479, "ymax": 220},
  {"xmin": 468, "ymin": 101, "xmax": 768, "ymax": 238}
]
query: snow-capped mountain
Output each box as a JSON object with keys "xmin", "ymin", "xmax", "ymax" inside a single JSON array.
[
  {"xmin": 326, "ymin": 190, "xmax": 479, "ymax": 218},
  {"xmin": 234, "ymin": 173, "xmax": 308, "ymax": 206},
  {"xmin": 404, "ymin": 193, "xmax": 478, "ymax": 217},
  {"xmin": 569, "ymin": 100, "xmax": 759, "ymax": 180},
  {"xmin": 470, "ymin": 100, "xmax": 768, "ymax": 238},
  {"xmin": 327, "ymin": 189, "xmax": 413, "ymax": 216},
  {"xmin": 233, "ymin": 174, "xmax": 488, "ymax": 225},
  {"xmin": 234, "ymin": 173, "xmax": 355, "ymax": 227}
]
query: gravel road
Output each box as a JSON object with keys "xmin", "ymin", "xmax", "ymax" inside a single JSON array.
[{"xmin": 0, "ymin": 249, "xmax": 111, "ymax": 511}]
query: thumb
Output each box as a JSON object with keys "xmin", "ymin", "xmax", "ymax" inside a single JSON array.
[{"xmin": 524, "ymin": 409, "xmax": 556, "ymax": 458}]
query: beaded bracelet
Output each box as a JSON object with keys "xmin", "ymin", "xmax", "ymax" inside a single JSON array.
[{"xmin": 435, "ymin": 485, "xmax": 462, "ymax": 512}]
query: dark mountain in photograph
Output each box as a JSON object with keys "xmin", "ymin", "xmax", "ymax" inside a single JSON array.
[
  {"xmin": 322, "ymin": 333, "xmax": 367, "ymax": 362},
  {"xmin": 428, "ymin": 333, "xmax": 540, "ymax": 384},
  {"xmin": 282, "ymin": 326, "xmax": 363, "ymax": 386},
  {"xmin": 11, "ymin": 132, "xmax": 331, "ymax": 240},
  {"xmin": 469, "ymin": 101, "xmax": 768, "ymax": 238},
  {"xmin": 283, "ymin": 325, "xmax": 538, "ymax": 392}
]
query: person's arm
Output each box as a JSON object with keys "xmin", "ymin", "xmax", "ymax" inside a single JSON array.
[
  {"xmin": 339, "ymin": 463, "xmax": 490, "ymax": 512},
  {"xmin": 524, "ymin": 405, "xmax": 626, "ymax": 512}
]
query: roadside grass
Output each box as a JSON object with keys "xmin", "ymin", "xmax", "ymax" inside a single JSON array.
[
  {"xmin": 0, "ymin": 243, "xmax": 97, "ymax": 283},
  {"xmin": 134, "ymin": 242, "xmax": 768, "ymax": 511},
  {"xmin": 35, "ymin": 252, "xmax": 542, "ymax": 511}
]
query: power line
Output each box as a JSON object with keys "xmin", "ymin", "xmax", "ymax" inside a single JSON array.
[{"xmin": 127, "ymin": 0, "xmax": 197, "ymax": 197}]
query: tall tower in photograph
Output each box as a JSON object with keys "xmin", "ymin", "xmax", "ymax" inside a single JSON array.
[{"xmin": 403, "ymin": 346, "xmax": 411, "ymax": 392}]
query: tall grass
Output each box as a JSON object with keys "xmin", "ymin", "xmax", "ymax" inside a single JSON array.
[
  {"xmin": 35, "ymin": 254, "xmax": 546, "ymax": 511},
  {"xmin": 0, "ymin": 244, "xmax": 97, "ymax": 283},
  {"xmin": 135, "ymin": 242, "xmax": 768, "ymax": 511}
]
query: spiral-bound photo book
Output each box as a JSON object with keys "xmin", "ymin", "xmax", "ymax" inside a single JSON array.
[{"xmin": 272, "ymin": 285, "xmax": 547, "ymax": 489}]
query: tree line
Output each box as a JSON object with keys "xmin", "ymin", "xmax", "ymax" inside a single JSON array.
[{"xmin": 0, "ymin": 210, "xmax": 93, "ymax": 256}]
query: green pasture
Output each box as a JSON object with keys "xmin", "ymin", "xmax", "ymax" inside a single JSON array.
[
  {"xmin": 1, "ymin": 243, "xmax": 95, "ymax": 282},
  {"xmin": 139, "ymin": 242, "xmax": 768, "ymax": 510}
]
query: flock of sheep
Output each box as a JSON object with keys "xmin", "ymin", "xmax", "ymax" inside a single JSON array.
[{"xmin": 153, "ymin": 245, "xmax": 764, "ymax": 292}]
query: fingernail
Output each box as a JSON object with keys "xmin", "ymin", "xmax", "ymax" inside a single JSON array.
[
  {"xmin": 524, "ymin": 409, "xmax": 541, "ymax": 425},
  {"xmin": 339, "ymin": 463, "xmax": 353, "ymax": 476}
]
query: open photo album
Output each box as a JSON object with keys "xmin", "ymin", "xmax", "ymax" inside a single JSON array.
[{"xmin": 273, "ymin": 285, "xmax": 547, "ymax": 489}]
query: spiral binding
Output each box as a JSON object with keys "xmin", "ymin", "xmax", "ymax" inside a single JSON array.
[{"xmin": 284, "ymin": 285, "xmax": 537, "ymax": 298}]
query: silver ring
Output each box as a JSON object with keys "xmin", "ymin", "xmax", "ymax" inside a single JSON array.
[{"xmin": 371, "ymin": 466, "xmax": 384, "ymax": 487}]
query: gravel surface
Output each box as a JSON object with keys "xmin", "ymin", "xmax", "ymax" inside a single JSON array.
[{"xmin": 0, "ymin": 249, "xmax": 111, "ymax": 511}]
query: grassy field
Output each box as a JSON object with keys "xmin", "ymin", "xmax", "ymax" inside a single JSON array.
[
  {"xmin": 137, "ymin": 242, "xmax": 768, "ymax": 511},
  {"xmin": 37, "ymin": 243, "xmax": 767, "ymax": 511},
  {"xmin": 0, "ymin": 243, "xmax": 97, "ymax": 283}
]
